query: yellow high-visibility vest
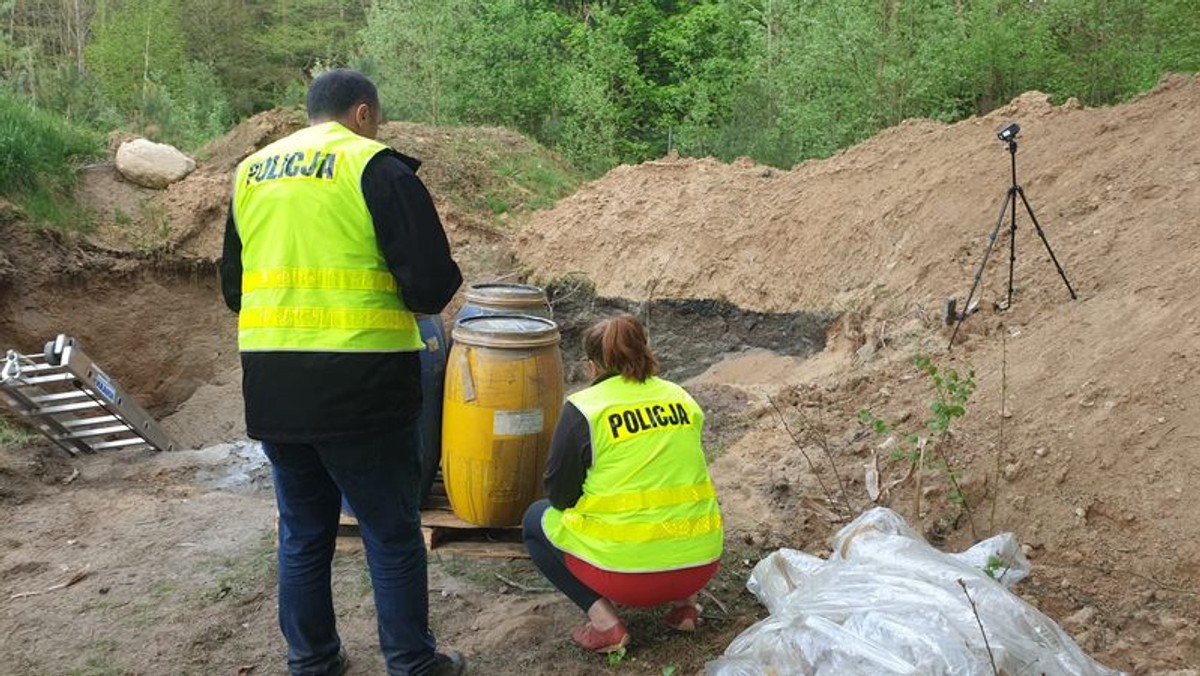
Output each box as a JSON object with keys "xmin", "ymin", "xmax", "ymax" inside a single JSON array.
[
  {"xmin": 232, "ymin": 121, "xmax": 423, "ymax": 352},
  {"xmin": 543, "ymin": 376, "xmax": 723, "ymax": 572}
]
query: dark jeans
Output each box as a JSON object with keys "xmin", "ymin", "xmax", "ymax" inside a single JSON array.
[
  {"xmin": 263, "ymin": 420, "xmax": 438, "ymax": 676},
  {"xmin": 522, "ymin": 499, "xmax": 601, "ymax": 611}
]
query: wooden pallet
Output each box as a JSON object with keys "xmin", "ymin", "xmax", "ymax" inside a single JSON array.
[{"xmin": 335, "ymin": 478, "xmax": 527, "ymax": 559}]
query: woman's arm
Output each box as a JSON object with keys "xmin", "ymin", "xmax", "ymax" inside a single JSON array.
[{"xmin": 543, "ymin": 402, "xmax": 592, "ymax": 510}]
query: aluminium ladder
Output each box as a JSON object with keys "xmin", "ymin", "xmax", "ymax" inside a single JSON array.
[{"xmin": 0, "ymin": 334, "xmax": 177, "ymax": 455}]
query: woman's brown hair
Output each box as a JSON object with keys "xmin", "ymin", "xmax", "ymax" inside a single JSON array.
[{"xmin": 582, "ymin": 313, "xmax": 659, "ymax": 382}]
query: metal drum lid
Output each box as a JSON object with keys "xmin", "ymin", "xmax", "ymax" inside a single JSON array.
[
  {"xmin": 463, "ymin": 282, "xmax": 549, "ymax": 309},
  {"xmin": 452, "ymin": 314, "xmax": 561, "ymax": 349}
]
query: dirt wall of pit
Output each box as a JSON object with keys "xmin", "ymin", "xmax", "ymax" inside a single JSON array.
[{"xmin": 0, "ymin": 224, "xmax": 237, "ymax": 418}]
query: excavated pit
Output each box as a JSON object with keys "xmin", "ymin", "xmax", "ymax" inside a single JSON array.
[
  {"xmin": 2, "ymin": 267, "xmax": 828, "ymax": 439},
  {"xmin": 0, "ymin": 264, "xmax": 237, "ymax": 417},
  {"xmin": 1, "ymin": 260, "xmax": 812, "ymax": 499},
  {"xmin": 546, "ymin": 281, "xmax": 836, "ymax": 385}
]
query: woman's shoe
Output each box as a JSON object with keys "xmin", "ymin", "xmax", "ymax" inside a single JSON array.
[
  {"xmin": 571, "ymin": 621, "xmax": 630, "ymax": 653},
  {"xmin": 663, "ymin": 603, "xmax": 701, "ymax": 632}
]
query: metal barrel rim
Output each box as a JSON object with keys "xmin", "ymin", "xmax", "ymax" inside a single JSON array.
[
  {"xmin": 463, "ymin": 282, "xmax": 549, "ymax": 310},
  {"xmin": 451, "ymin": 313, "xmax": 561, "ymax": 349}
]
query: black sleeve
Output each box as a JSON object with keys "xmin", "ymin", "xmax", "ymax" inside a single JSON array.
[
  {"xmin": 544, "ymin": 402, "xmax": 592, "ymax": 510},
  {"xmin": 219, "ymin": 206, "xmax": 242, "ymax": 312},
  {"xmin": 361, "ymin": 151, "xmax": 462, "ymax": 315}
]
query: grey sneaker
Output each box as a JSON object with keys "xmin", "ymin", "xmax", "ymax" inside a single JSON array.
[{"xmin": 429, "ymin": 650, "xmax": 466, "ymax": 675}]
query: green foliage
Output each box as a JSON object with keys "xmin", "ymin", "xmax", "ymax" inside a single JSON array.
[
  {"xmin": 983, "ymin": 554, "xmax": 1004, "ymax": 580},
  {"xmin": 914, "ymin": 354, "xmax": 976, "ymax": 437},
  {"xmin": 859, "ymin": 355, "xmax": 977, "ymax": 510},
  {"xmin": 860, "ymin": 355, "xmax": 976, "ymax": 460},
  {"xmin": 0, "ymin": 0, "xmax": 1196, "ymax": 175},
  {"xmin": 494, "ymin": 153, "xmax": 579, "ymax": 212},
  {"xmin": 362, "ymin": 0, "xmax": 472, "ymax": 125},
  {"xmin": 249, "ymin": 0, "xmax": 367, "ymax": 108},
  {"xmin": 444, "ymin": 133, "xmax": 582, "ymax": 218},
  {"xmin": 0, "ymin": 418, "xmax": 35, "ymax": 447},
  {"xmin": 365, "ymin": 0, "xmax": 1199, "ymax": 174},
  {"xmin": 606, "ymin": 645, "xmax": 627, "ymax": 666},
  {"xmin": 0, "ymin": 91, "xmax": 101, "ymax": 227},
  {"xmin": 179, "ymin": 0, "xmax": 258, "ymax": 114},
  {"xmin": 86, "ymin": 0, "xmax": 188, "ymax": 111},
  {"xmin": 139, "ymin": 61, "xmax": 234, "ymax": 148},
  {"xmin": 83, "ymin": 0, "xmax": 235, "ymax": 147}
]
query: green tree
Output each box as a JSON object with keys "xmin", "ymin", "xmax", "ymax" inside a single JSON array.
[
  {"xmin": 179, "ymin": 0, "xmax": 259, "ymax": 115},
  {"xmin": 653, "ymin": 0, "xmax": 758, "ymax": 158},
  {"xmin": 362, "ymin": 0, "xmax": 468, "ymax": 124},
  {"xmin": 86, "ymin": 0, "xmax": 187, "ymax": 111},
  {"xmin": 249, "ymin": 0, "xmax": 368, "ymax": 107}
]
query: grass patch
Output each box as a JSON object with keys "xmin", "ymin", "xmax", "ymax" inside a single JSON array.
[
  {"xmin": 434, "ymin": 555, "xmax": 544, "ymax": 590},
  {"xmin": 69, "ymin": 640, "xmax": 122, "ymax": 676},
  {"xmin": 488, "ymin": 151, "xmax": 580, "ymax": 212},
  {"xmin": 0, "ymin": 92, "xmax": 103, "ymax": 230},
  {"xmin": 18, "ymin": 186, "xmax": 96, "ymax": 231},
  {"xmin": 0, "ymin": 419, "xmax": 36, "ymax": 447},
  {"xmin": 202, "ymin": 531, "xmax": 276, "ymax": 603},
  {"xmin": 332, "ymin": 549, "xmax": 375, "ymax": 599},
  {"xmin": 441, "ymin": 133, "xmax": 581, "ymax": 222}
]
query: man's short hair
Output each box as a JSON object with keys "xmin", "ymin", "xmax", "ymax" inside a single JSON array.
[{"xmin": 306, "ymin": 69, "xmax": 380, "ymax": 121}]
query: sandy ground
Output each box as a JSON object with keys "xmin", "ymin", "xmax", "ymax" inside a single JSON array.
[{"xmin": 3, "ymin": 76, "xmax": 1200, "ymax": 675}]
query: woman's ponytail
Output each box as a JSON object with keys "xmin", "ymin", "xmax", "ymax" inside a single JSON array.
[{"xmin": 582, "ymin": 313, "xmax": 658, "ymax": 382}]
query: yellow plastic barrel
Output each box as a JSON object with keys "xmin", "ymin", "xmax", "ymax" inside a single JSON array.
[{"xmin": 442, "ymin": 315, "xmax": 564, "ymax": 526}]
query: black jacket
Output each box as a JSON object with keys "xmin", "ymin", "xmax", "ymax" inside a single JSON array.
[
  {"xmin": 220, "ymin": 147, "xmax": 462, "ymax": 442},
  {"xmin": 543, "ymin": 373, "xmax": 623, "ymax": 509}
]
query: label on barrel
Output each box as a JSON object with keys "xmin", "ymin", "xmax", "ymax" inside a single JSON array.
[{"xmin": 493, "ymin": 409, "xmax": 545, "ymax": 436}]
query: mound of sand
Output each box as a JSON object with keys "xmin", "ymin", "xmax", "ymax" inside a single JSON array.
[
  {"xmin": 76, "ymin": 111, "xmax": 572, "ymax": 276},
  {"xmin": 518, "ymin": 75, "xmax": 1200, "ymax": 317},
  {"xmin": 517, "ymin": 75, "xmax": 1200, "ymax": 670}
]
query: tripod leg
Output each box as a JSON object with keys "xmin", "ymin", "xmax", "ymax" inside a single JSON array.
[
  {"xmin": 1016, "ymin": 187, "xmax": 1077, "ymax": 300},
  {"xmin": 949, "ymin": 189, "xmax": 1014, "ymax": 348},
  {"xmin": 1006, "ymin": 184, "xmax": 1018, "ymax": 309}
]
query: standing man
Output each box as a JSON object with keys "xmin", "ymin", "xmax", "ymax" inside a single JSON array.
[{"xmin": 220, "ymin": 69, "xmax": 465, "ymax": 676}]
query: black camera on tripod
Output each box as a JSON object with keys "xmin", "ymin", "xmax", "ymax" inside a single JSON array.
[{"xmin": 946, "ymin": 121, "xmax": 1077, "ymax": 348}]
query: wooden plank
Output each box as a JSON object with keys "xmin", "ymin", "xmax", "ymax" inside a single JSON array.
[
  {"xmin": 332, "ymin": 512, "xmax": 527, "ymax": 559},
  {"xmin": 318, "ymin": 476, "xmax": 529, "ymax": 558},
  {"xmin": 431, "ymin": 541, "xmax": 528, "ymax": 559}
]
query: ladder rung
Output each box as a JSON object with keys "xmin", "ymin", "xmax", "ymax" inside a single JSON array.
[
  {"xmin": 89, "ymin": 437, "xmax": 149, "ymax": 451},
  {"xmin": 20, "ymin": 373, "xmax": 75, "ymax": 385},
  {"xmin": 34, "ymin": 400, "xmax": 103, "ymax": 415},
  {"xmin": 59, "ymin": 415, "xmax": 120, "ymax": 428},
  {"xmin": 4, "ymin": 336, "xmax": 179, "ymax": 456},
  {"xmin": 59, "ymin": 424, "xmax": 131, "ymax": 440},
  {"xmin": 31, "ymin": 390, "xmax": 92, "ymax": 404},
  {"xmin": 6, "ymin": 362, "xmax": 62, "ymax": 374}
]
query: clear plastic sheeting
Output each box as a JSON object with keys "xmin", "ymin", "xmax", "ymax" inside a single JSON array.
[{"xmin": 708, "ymin": 508, "xmax": 1125, "ymax": 676}]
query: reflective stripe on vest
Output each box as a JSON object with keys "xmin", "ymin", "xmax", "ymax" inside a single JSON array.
[
  {"xmin": 232, "ymin": 122, "xmax": 423, "ymax": 352},
  {"xmin": 543, "ymin": 376, "xmax": 723, "ymax": 573},
  {"xmin": 241, "ymin": 268, "xmax": 398, "ymax": 294}
]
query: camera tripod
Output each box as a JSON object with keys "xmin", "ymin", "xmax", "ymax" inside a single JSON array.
[{"xmin": 948, "ymin": 127, "xmax": 1076, "ymax": 348}]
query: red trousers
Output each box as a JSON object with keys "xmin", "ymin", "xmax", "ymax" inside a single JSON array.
[{"xmin": 565, "ymin": 554, "xmax": 720, "ymax": 607}]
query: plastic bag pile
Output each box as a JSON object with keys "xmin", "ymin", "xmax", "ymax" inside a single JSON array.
[{"xmin": 706, "ymin": 508, "xmax": 1125, "ymax": 676}]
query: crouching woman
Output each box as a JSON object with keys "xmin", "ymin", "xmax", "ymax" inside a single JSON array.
[{"xmin": 522, "ymin": 313, "xmax": 723, "ymax": 653}]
